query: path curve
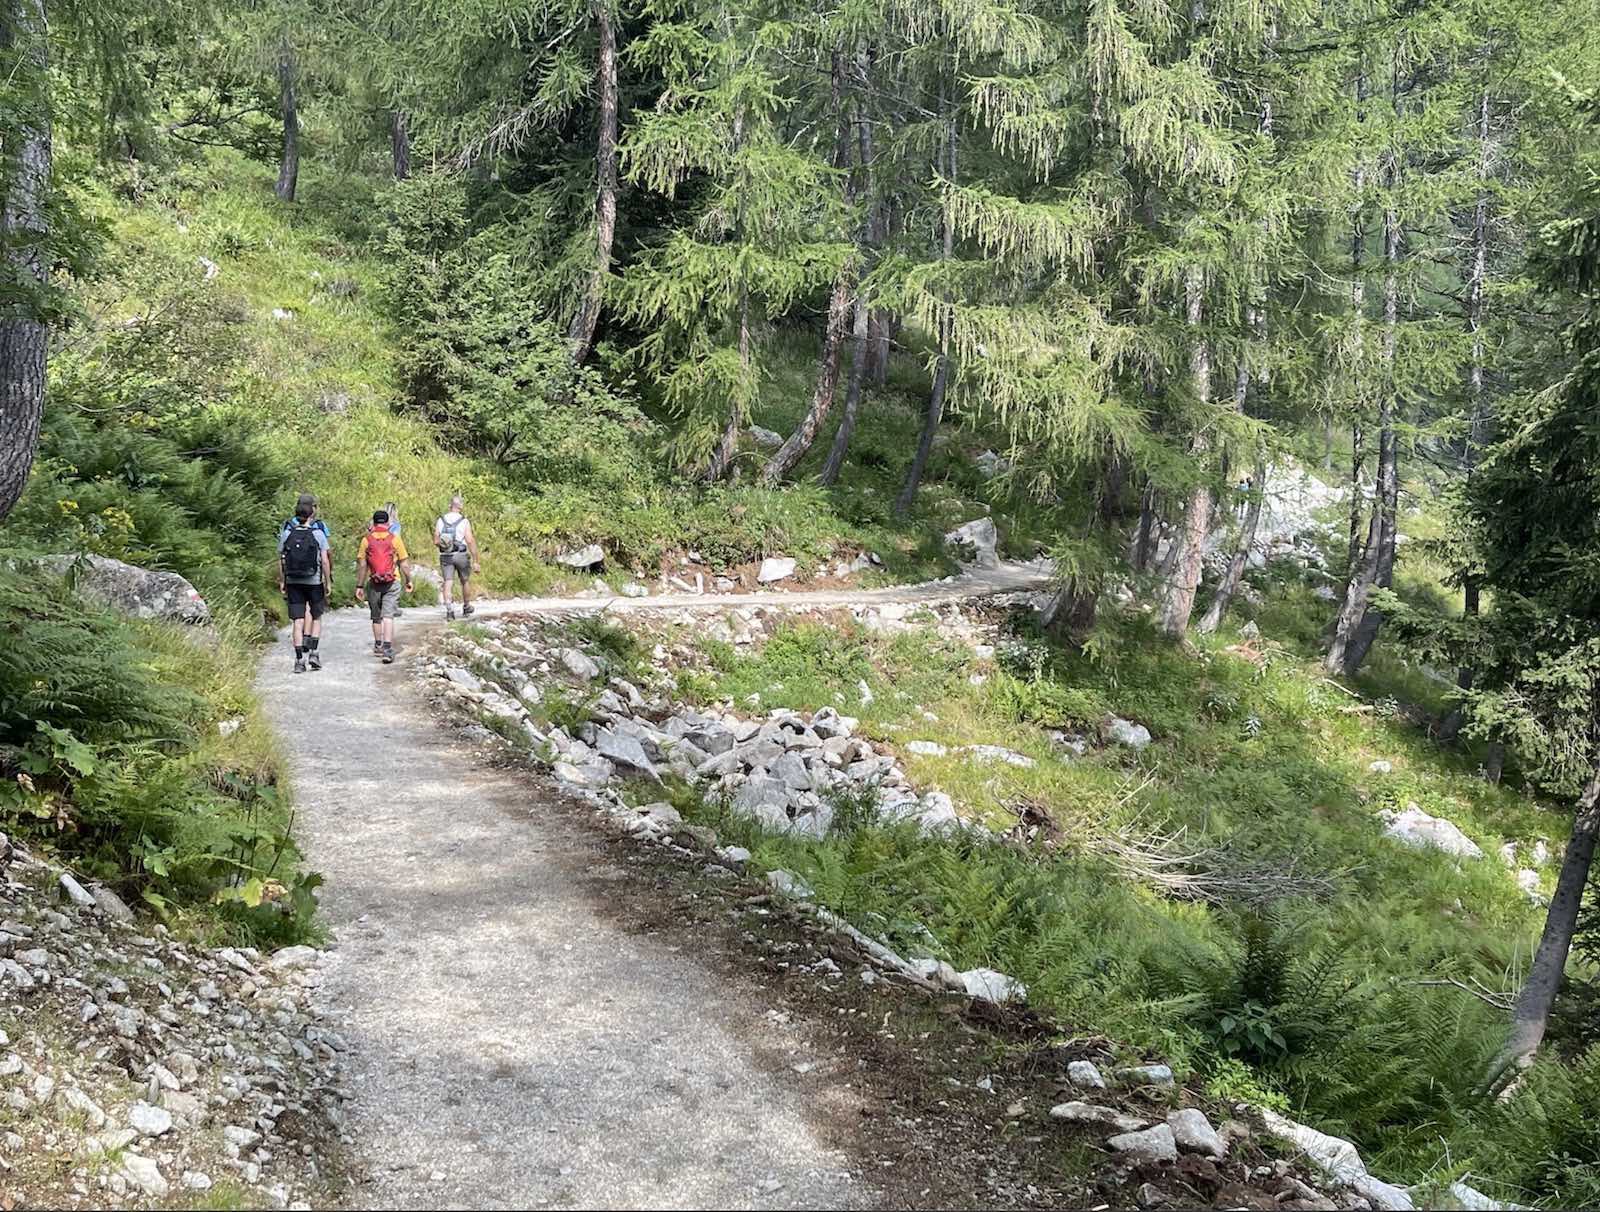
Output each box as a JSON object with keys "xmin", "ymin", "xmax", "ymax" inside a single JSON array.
[{"xmin": 257, "ymin": 563, "xmax": 1050, "ymax": 1208}]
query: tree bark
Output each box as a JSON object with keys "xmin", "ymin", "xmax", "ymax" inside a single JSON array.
[
  {"xmin": 894, "ymin": 80, "xmax": 956, "ymax": 518},
  {"xmin": 1159, "ymin": 268, "xmax": 1213, "ymax": 639},
  {"xmin": 1494, "ymin": 764, "xmax": 1600, "ymax": 1076},
  {"xmin": 820, "ymin": 293, "xmax": 870, "ymax": 486},
  {"xmin": 391, "ymin": 110, "xmax": 411, "ymax": 180},
  {"xmin": 275, "ymin": 39, "xmax": 299, "ymax": 202},
  {"xmin": 1198, "ymin": 452, "xmax": 1265, "ymax": 634},
  {"xmin": 567, "ymin": 1, "xmax": 618, "ymax": 368},
  {"xmin": 698, "ymin": 285, "xmax": 750, "ymax": 484},
  {"xmin": 1328, "ymin": 165, "xmax": 1401, "ymax": 677},
  {"xmin": 0, "ymin": 0, "xmax": 50, "ymax": 523},
  {"xmin": 1133, "ymin": 482, "xmax": 1157, "ymax": 573}
]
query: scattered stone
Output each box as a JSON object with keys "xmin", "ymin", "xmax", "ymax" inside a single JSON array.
[
  {"xmin": 557, "ymin": 544, "xmax": 606, "ymax": 570},
  {"xmin": 766, "ymin": 870, "xmax": 814, "ymax": 900},
  {"xmin": 1103, "ymin": 717, "xmax": 1153, "ymax": 750},
  {"xmin": 757, "ymin": 557, "xmax": 797, "ymax": 584},
  {"xmin": 119, "ymin": 1153, "xmax": 169, "ymax": 1198},
  {"xmin": 1108, "ymin": 1123, "xmax": 1179, "ymax": 1161},
  {"xmin": 1115, "ymin": 1063, "xmax": 1175, "ymax": 1088},
  {"xmin": 716, "ymin": 846, "xmax": 752, "ymax": 865},
  {"xmin": 748, "ymin": 426, "xmax": 784, "ymax": 449},
  {"xmin": 128, "ymin": 1101, "xmax": 173, "ymax": 1137},
  {"xmin": 1352, "ymin": 1174, "xmax": 1415, "ymax": 1211},
  {"xmin": 959, "ymin": 967, "xmax": 1026, "ymax": 1004},
  {"xmin": 182, "ymin": 1172, "xmax": 214, "ymax": 1191},
  {"xmin": 1067, "ymin": 1060, "xmax": 1107, "ymax": 1089},
  {"xmin": 906, "ymin": 740, "xmax": 948, "ymax": 757},
  {"xmin": 559, "ymin": 648, "xmax": 602, "ymax": 681},
  {"xmin": 1168, "ymin": 1108, "xmax": 1226, "ymax": 1158},
  {"xmin": 944, "ymin": 517, "xmax": 1000, "ymax": 568},
  {"xmin": 1259, "ymin": 1108, "xmax": 1367, "ymax": 1185},
  {"xmin": 960, "ymin": 743, "xmax": 1035, "ymax": 768},
  {"xmin": 595, "ymin": 728, "xmax": 660, "ymax": 780},
  {"xmin": 1368, "ymin": 760, "xmax": 1393, "ymax": 775},
  {"xmin": 58, "ymin": 873, "xmax": 97, "ymax": 909},
  {"xmin": 1049, "ymin": 1101, "xmax": 1150, "ymax": 1133}
]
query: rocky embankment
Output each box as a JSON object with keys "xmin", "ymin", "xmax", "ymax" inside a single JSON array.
[{"xmin": 0, "ymin": 832, "xmax": 343, "ymax": 1208}]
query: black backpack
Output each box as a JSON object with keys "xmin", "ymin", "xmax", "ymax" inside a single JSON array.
[{"xmin": 282, "ymin": 525, "xmax": 321, "ymax": 579}]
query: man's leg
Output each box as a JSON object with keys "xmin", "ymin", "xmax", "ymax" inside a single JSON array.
[
  {"xmin": 458, "ymin": 560, "xmax": 474, "ymax": 615},
  {"xmin": 440, "ymin": 560, "xmax": 454, "ymax": 614},
  {"xmin": 289, "ymin": 594, "xmax": 308, "ymax": 672},
  {"xmin": 306, "ymin": 590, "xmax": 325, "ymax": 669}
]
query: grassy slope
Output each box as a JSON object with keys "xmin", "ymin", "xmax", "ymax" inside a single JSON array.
[{"xmin": 642, "ymin": 575, "xmax": 1565, "ymax": 1198}]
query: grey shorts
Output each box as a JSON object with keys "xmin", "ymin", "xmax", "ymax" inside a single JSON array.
[
  {"xmin": 440, "ymin": 551, "xmax": 471, "ymax": 584},
  {"xmin": 366, "ymin": 580, "xmax": 401, "ymax": 622}
]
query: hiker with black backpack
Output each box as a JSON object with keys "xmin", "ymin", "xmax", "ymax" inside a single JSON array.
[
  {"xmin": 433, "ymin": 494, "xmax": 480, "ymax": 620},
  {"xmin": 355, "ymin": 510, "xmax": 414, "ymax": 663},
  {"xmin": 277, "ymin": 496, "xmax": 332, "ymax": 673}
]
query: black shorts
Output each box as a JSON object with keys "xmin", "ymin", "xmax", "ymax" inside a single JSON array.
[{"xmin": 285, "ymin": 582, "xmax": 326, "ymax": 621}]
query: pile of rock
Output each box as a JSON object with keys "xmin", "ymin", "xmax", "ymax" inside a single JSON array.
[{"xmin": 0, "ymin": 833, "xmax": 342, "ymax": 1208}]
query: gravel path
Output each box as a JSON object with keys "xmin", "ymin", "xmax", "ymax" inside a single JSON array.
[{"xmin": 256, "ymin": 564, "xmax": 1051, "ymax": 1209}]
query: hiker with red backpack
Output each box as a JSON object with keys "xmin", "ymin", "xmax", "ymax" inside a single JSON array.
[{"xmin": 355, "ymin": 510, "xmax": 414, "ymax": 663}]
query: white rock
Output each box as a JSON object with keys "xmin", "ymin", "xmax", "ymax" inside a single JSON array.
[
  {"xmin": 1379, "ymin": 804, "xmax": 1484, "ymax": 860},
  {"xmin": 958, "ymin": 967, "xmax": 1026, "ymax": 1003},
  {"xmin": 269, "ymin": 944, "xmax": 320, "ymax": 971},
  {"xmin": 1066, "ymin": 1060, "xmax": 1106, "ymax": 1089},
  {"xmin": 1516, "ymin": 869, "xmax": 1543, "ymax": 901},
  {"xmin": 944, "ymin": 517, "xmax": 1000, "ymax": 568},
  {"xmin": 1432, "ymin": 1181, "xmax": 1526, "ymax": 1211},
  {"xmin": 559, "ymin": 648, "xmax": 602, "ymax": 681},
  {"xmin": 182, "ymin": 1172, "xmax": 214, "ymax": 1191},
  {"xmin": 1048, "ymin": 1101, "xmax": 1148, "ymax": 1133},
  {"xmin": 766, "ymin": 870, "xmax": 813, "ymax": 900},
  {"xmin": 223, "ymin": 1125, "xmax": 262, "ymax": 1150},
  {"xmin": 1108, "ymin": 1124, "xmax": 1179, "ymax": 1160},
  {"xmin": 1104, "ymin": 717, "xmax": 1153, "ymax": 750},
  {"xmin": 557, "ymin": 544, "xmax": 606, "ymax": 570},
  {"xmin": 128, "ymin": 1101, "xmax": 173, "ymax": 1137},
  {"xmin": 960, "ymin": 744, "xmax": 1035, "ymax": 768},
  {"xmin": 758, "ymin": 557, "xmax": 797, "ymax": 584},
  {"xmin": 595, "ymin": 728, "xmax": 660, "ymax": 780},
  {"xmin": 59, "ymin": 872, "xmax": 97, "ymax": 908},
  {"xmin": 218, "ymin": 717, "xmax": 244, "ymax": 738},
  {"xmin": 915, "ymin": 791, "xmax": 960, "ymax": 832},
  {"xmin": 444, "ymin": 666, "xmax": 484, "ymax": 693},
  {"xmin": 59, "ymin": 1086, "xmax": 108, "ymax": 1129},
  {"xmin": 620, "ymin": 581, "xmax": 649, "ymax": 598},
  {"xmin": 716, "ymin": 846, "xmax": 752, "ymax": 865},
  {"xmin": 906, "ymin": 740, "xmax": 948, "ymax": 757},
  {"xmin": 748, "ymin": 425, "xmax": 784, "ymax": 449},
  {"xmin": 1498, "ymin": 841, "xmax": 1518, "ymax": 867},
  {"xmin": 1168, "ymin": 1108, "xmax": 1226, "ymax": 1158},
  {"xmin": 1354, "ymin": 1174, "xmax": 1416, "ymax": 1211},
  {"xmin": 1533, "ymin": 839, "xmax": 1551, "ymax": 866},
  {"xmin": 1368, "ymin": 759, "xmax": 1393, "ymax": 775},
  {"xmin": 1115, "ymin": 1063, "xmax": 1174, "ymax": 1088},
  {"xmin": 1258, "ymin": 1108, "xmax": 1366, "ymax": 1184},
  {"xmin": 119, "ymin": 1153, "xmax": 169, "ymax": 1197}
]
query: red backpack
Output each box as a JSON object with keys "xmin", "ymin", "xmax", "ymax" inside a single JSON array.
[{"xmin": 365, "ymin": 526, "xmax": 398, "ymax": 583}]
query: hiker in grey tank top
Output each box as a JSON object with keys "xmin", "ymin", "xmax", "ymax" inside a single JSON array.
[{"xmin": 433, "ymin": 494, "xmax": 480, "ymax": 620}]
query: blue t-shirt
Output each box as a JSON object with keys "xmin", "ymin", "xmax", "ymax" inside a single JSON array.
[{"xmin": 277, "ymin": 521, "xmax": 331, "ymax": 585}]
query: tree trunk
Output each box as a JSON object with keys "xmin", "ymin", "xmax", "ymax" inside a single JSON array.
[
  {"xmin": 0, "ymin": 0, "xmax": 50, "ymax": 523},
  {"xmin": 275, "ymin": 39, "xmax": 299, "ymax": 202},
  {"xmin": 698, "ymin": 285, "xmax": 750, "ymax": 484},
  {"xmin": 1444, "ymin": 89, "xmax": 1494, "ymax": 736},
  {"xmin": 1133, "ymin": 482, "xmax": 1156, "ymax": 573},
  {"xmin": 894, "ymin": 82, "xmax": 957, "ymax": 518},
  {"xmin": 1159, "ymin": 268, "xmax": 1213, "ymax": 639},
  {"xmin": 1199, "ymin": 452, "xmax": 1266, "ymax": 634},
  {"xmin": 391, "ymin": 110, "xmax": 411, "ymax": 180},
  {"xmin": 1328, "ymin": 169, "xmax": 1400, "ymax": 677},
  {"xmin": 1344, "ymin": 422, "xmax": 1365, "ymax": 583},
  {"xmin": 567, "ymin": 1, "xmax": 618, "ymax": 368},
  {"xmin": 821, "ymin": 293, "xmax": 870, "ymax": 486},
  {"xmin": 1494, "ymin": 764, "xmax": 1600, "ymax": 1076}
]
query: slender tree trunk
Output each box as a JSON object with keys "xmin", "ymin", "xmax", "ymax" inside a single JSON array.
[
  {"xmin": 275, "ymin": 39, "xmax": 299, "ymax": 203},
  {"xmin": 1133, "ymin": 482, "xmax": 1156, "ymax": 573},
  {"xmin": 390, "ymin": 110, "xmax": 411, "ymax": 180},
  {"xmin": 1344, "ymin": 423, "xmax": 1365, "ymax": 583},
  {"xmin": 763, "ymin": 49, "xmax": 858, "ymax": 483},
  {"xmin": 821, "ymin": 294, "xmax": 870, "ymax": 487},
  {"xmin": 568, "ymin": 2, "xmax": 618, "ymax": 367},
  {"xmin": 1159, "ymin": 268, "xmax": 1213, "ymax": 639},
  {"xmin": 1493, "ymin": 764, "xmax": 1600, "ymax": 1076},
  {"xmin": 1199, "ymin": 452, "xmax": 1265, "ymax": 634},
  {"xmin": 698, "ymin": 286, "xmax": 750, "ymax": 484},
  {"xmin": 0, "ymin": 0, "xmax": 50, "ymax": 523},
  {"xmin": 1328, "ymin": 158, "xmax": 1401, "ymax": 676},
  {"xmin": 1443, "ymin": 89, "xmax": 1494, "ymax": 739},
  {"xmin": 895, "ymin": 81, "xmax": 956, "ymax": 518}
]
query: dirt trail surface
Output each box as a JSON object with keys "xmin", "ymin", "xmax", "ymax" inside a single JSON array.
[{"xmin": 256, "ymin": 563, "xmax": 1052, "ymax": 1210}]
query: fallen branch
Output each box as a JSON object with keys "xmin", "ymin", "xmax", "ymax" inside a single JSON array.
[{"xmin": 1411, "ymin": 977, "xmax": 1516, "ymax": 1012}]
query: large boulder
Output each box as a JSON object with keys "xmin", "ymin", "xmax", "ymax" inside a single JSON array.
[
  {"xmin": 943, "ymin": 518, "xmax": 1000, "ymax": 569},
  {"xmin": 1378, "ymin": 803, "xmax": 1484, "ymax": 860},
  {"xmin": 557, "ymin": 544, "xmax": 606, "ymax": 570},
  {"xmin": 757, "ymin": 556, "xmax": 797, "ymax": 584},
  {"xmin": 40, "ymin": 555, "xmax": 210, "ymax": 625}
]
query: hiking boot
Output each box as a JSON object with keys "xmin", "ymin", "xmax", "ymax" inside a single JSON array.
[
  {"xmin": 445, "ymin": 606, "xmax": 456, "ymax": 621},
  {"xmin": 382, "ymin": 643, "xmax": 395, "ymax": 664},
  {"xmin": 373, "ymin": 641, "xmax": 384, "ymax": 657},
  {"xmin": 293, "ymin": 657, "xmax": 307, "ymax": 674},
  {"xmin": 308, "ymin": 651, "xmax": 322, "ymax": 671},
  {"xmin": 462, "ymin": 603, "xmax": 475, "ymax": 618}
]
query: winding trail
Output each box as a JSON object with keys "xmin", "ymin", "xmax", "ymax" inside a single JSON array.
[{"xmin": 256, "ymin": 562, "xmax": 1051, "ymax": 1209}]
